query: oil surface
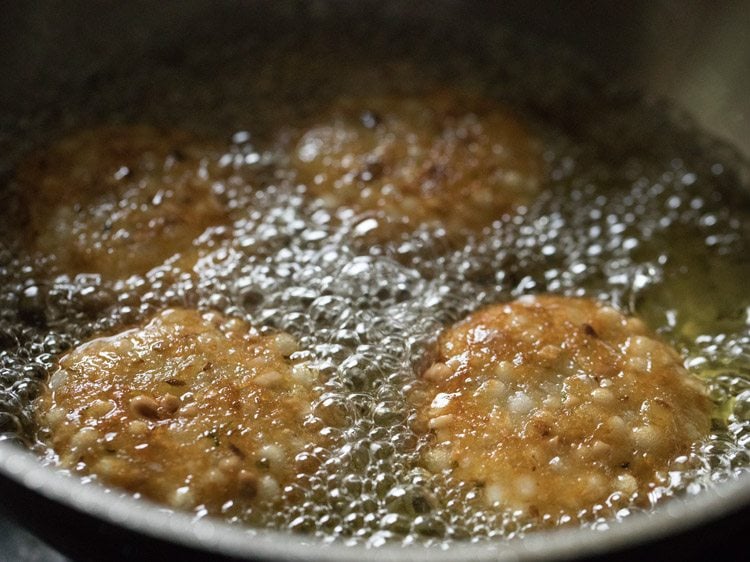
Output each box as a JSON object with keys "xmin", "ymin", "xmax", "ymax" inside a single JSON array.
[{"xmin": 1, "ymin": 19, "xmax": 750, "ymax": 547}]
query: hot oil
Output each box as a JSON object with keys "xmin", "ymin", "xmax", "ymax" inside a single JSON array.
[{"xmin": 0, "ymin": 22, "xmax": 749, "ymax": 546}]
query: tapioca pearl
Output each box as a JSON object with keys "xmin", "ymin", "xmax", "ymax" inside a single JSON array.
[
  {"xmin": 582, "ymin": 474, "xmax": 608, "ymax": 500},
  {"xmin": 492, "ymin": 360, "xmax": 515, "ymax": 382},
  {"xmin": 258, "ymin": 443, "xmax": 287, "ymax": 470},
  {"xmin": 429, "ymin": 392, "xmax": 456, "ymax": 413},
  {"xmin": 44, "ymin": 406, "xmax": 67, "ymax": 427},
  {"xmin": 614, "ymin": 473, "xmax": 638, "ymax": 496},
  {"xmin": 221, "ymin": 317, "xmax": 247, "ymax": 335},
  {"xmin": 244, "ymin": 355, "xmax": 270, "ymax": 374},
  {"xmin": 596, "ymin": 306, "xmax": 625, "ymax": 330},
  {"xmin": 423, "ymin": 447, "xmax": 452, "ymax": 472},
  {"xmin": 423, "ymin": 362, "xmax": 453, "ymax": 382},
  {"xmin": 126, "ymin": 419, "xmax": 150, "ymax": 436},
  {"xmin": 538, "ymin": 344, "xmax": 562, "ymax": 362},
  {"xmin": 445, "ymin": 355, "xmax": 464, "ymax": 373},
  {"xmin": 632, "ymin": 425, "xmax": 666, "ymax": 453},
  {"xmin": 508, "ymin": 391, "xmax": 534, "ymax": 415},
  {"xmin": 253, "ymin": 370, "xmax": 284, "ymax": 388},
  {"xmin": 484, "ymin": 483, "xmax": 505, "ymax": 507},
  {"xmin": 625, "ymin": 317, "xmax": 647, "ymax": 334},
  {"xmin": 48, "ymin": 369, "xmax": 67, "ymax": 391},
  {"xmin": 92, "ymin": 456, "xmax": 127, "ymax": 479},
  {"xmin": 542, "ymin": 394, "xmax": 562, "ymax": 409},
  {"xmin": 591, "ymin": 388, "xmax": 615, "ymax": 405},
  {"xmin": 481, "ymin": 380, "xmax": 508, "ymax": 401},
  {"xmin": 641, "ymin": 398, "xmax": 675, "ymax": 427},
  {"xmin": 515, "ymin": 475, "xmax": 537, "ymax": 499},
  {"xmin": 429, "ymin": 413, "xmax": 455, "ymax": 431},
  {"xmin": 203, "ymin": 467, "xmax": 230, "ymax": 487},
  {"xmin": 69, "ymin": 426, "xmax": 100, "ymax": 452},
  {"xmin": 129, "ymin": 394, "xmax": 160, "ymax": 420},
  {"xmin": 273, "ymin": 332, "xmax": 299, "ymax": 357},
  {"xmin": 86, "ymin": 399, "xmax": 116, "ymax": 419},
  {"xmin": 257, "ymin": 475, "xmax": 281, "ymax": 502},
  {"xmin": 195, "ymin": 332, "xmax": 221, "ymax": 347},
  {"xmin": 627, "ymin": 335, "xmax": 660, "ymax": 357},
  {"xmin": 586, "ymin": 440, "xmax": 612, "ymax": 460},
  {"xmin": 291, "ymin": 363, "xmax": 317, "ymax": 387},
  {"xmin": 605, "ymin": 415, "xmax": 629, "ymax": 438},
  {"xmin": 626, "ymin": 355, "xmax": 651, "ymax": 373}
]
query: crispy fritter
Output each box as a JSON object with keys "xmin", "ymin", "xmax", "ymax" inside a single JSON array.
[
  {"xmin": 411, "ymin": 295, "xmax": 711, "ymax": 521},
  {"xmin": 17, "ymin": 126, "xmax": 228, "ymax": 278},
  {"xmin": 288, "ymin": 92, "xmax": 543, "ymax": 234},
  {"xmin": 36, "ymin": 308, "xmax": 324, "ymax": 518}
]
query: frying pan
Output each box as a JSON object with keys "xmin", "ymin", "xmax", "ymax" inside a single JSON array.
[{"xmin": 1, "ymin": 1, "xmax": 749, "ymax": 560}]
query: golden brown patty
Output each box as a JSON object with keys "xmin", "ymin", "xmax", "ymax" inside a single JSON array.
[
  {"xmin": 288, "ymin": 92, "xmax": 543, "ymax": 234},
  {"xmin": 411, "ymin": 295, "xmax": 711, "ymax": 521},
  {"xmin": 36, "ymin": 308, "xmax": 324, "ymax": 518},
  {"xmin": 17, "ymin": 125, "xmax": 228, "ymax": 278}
]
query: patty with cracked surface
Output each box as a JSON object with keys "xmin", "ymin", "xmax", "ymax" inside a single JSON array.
[
  {"xmin": 411, "ymin": 295, "xmax": 712, "ymax": 521},
  {"xmin": 17, "ymin": 125, "xmax": 229, "ymax": 278},
  {"xmin": 36, "ymin": 308, "xmax": 325, "ymax": 519},
  {"xmin": 287, "ymin": 92, "xmax": 543, "ymax": 236}
]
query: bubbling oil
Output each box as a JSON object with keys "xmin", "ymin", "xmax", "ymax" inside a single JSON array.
[{"xmin": 1, "ymin": 20, "xmax": 750, "ymax": 547}]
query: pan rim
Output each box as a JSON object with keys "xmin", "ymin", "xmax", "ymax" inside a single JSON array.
[{"xmin": 1, "ymin": 440, "xmax": 749, "ymax": 560}]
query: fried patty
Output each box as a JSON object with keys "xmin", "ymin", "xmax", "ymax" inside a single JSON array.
[
  {"xmin": 17, "ymin": 126, "xmax": 228, "ymax": 278},
  {"xmin": 36, "ymin": 308, "xmax": 324, "ymax": 518},
  {"xmin": 288, "ymin": 91, "xmax": 543, "ymax": 235},
  {"xmin": 411, "ymin": 295, "xmax": 711, "ymax": 521}
]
